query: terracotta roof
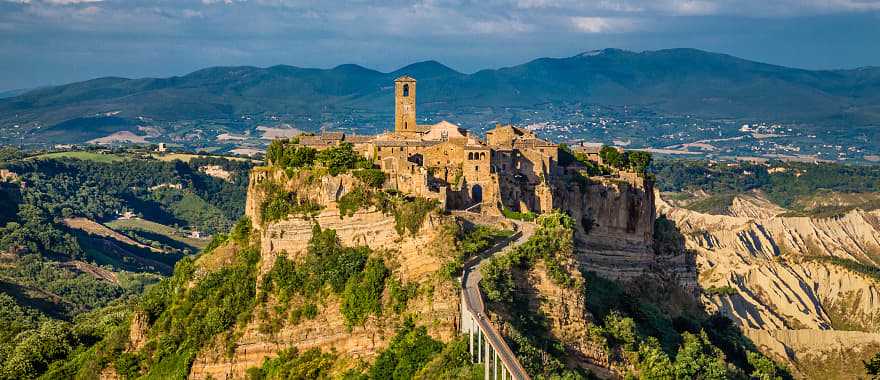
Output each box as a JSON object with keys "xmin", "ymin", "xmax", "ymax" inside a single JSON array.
[
  {"xmin": 573, "ymin": 145, "xmax": 602, "ymax": 154},
  {"xmin": 395, "ymin": 75, "xmax": 416, "ymax": 82},
  {"xmin": 344, "ymin": 135, "xmax": 374, "ymax": 143},
  {"xmin": 375, "ymin": 140, "xmax": 438, "ymax": 147}
]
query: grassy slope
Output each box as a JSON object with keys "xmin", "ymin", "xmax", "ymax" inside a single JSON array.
[
  {"xmin": 106, "ymin": 218, "xmax": 208, "ymax": 249},
  {"xmin": 30, "ymin": 151, "xmax": 126, "ymax": 163}
]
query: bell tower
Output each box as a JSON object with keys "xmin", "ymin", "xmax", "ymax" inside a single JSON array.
[{"xmin": 394, "ymin": 76, "xmax": 417, "ymax": 135}]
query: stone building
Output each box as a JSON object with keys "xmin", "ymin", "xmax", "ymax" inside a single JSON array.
[{"xmin": 295, "ymin": 76, "xmax": 563, "ymax": 215}]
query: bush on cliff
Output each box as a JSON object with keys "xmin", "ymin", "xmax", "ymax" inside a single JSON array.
[
  {"xmin": 368, "ymin": 318, "xmax": 443, "ymax": 380},
  {"xmin": 337, "ymin": 186, "xmax": 373, "ymax": 218},
  {"xmin": 258, "ymin": 182, "xmax": 322, "ymax": 224},
  {"xmin": 353, "ymin": 168, "xmax": 386, "ymax": 188},
  {"xmin": 388, "ymin": 196, "xmax": 437, "ymax": 236},
  {"xmin": 340, "ymin": 258, "xmax": 389, "ymax": 329},
  {"xmin": 266, "ymin": 139, "xmax": 316, "ymax": 169},
  {"xmin": 482, "ymin": 210, "xmax": 578, "ymax": 298},
  {"xmin": 262, "ymin": 225, "xmax": 390, "ymax": 329},
  {"xmin": 315, "ymin": 143, "xmax": 372, "ymax": 176},
  {"xmin": 246, "ymin": 347, "xmax": 336, "ymax": 380}
]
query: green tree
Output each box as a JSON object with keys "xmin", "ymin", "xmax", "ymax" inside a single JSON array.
[
  {"xmin": 628, "ymin": 150, "xmax": 653, "ymax": 174},
  {"xmin": 865, "ymin": 352, "xmax": 880, "ymax": 379},
  {"xmin": 316, "ymin": 143, "xmax": 364, "ymax": 175},
  {"xmin": 673, "ymin": 331, "xmax": 730, "ymax": 380},
  {"xmin": 637, "ymin": 337, "xmax": 675, "ymax": 380},
  {"xmin": 600, "ymin": 146, "xmax": 625, "ymax": 169}
]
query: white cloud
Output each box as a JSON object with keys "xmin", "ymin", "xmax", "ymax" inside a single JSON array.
[
  {"xmin": 570, "ymin": 16, "xmax": 639, "ymax": 33},
  {"xmin": 44, "ymin": 0, "xmax": 103, "ymax": 4}
]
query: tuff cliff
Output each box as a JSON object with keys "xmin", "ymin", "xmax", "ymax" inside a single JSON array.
[
  {"xmin": 657, "ymin": 193, "xmax": 880, "ymax": 378},
  {"xmin": 188, "ymin": 168, "xmax": 462, "ymax": 379},
  {"xmin": 553, "ymin": 174, "xmax": 662, "ymax": 281}
]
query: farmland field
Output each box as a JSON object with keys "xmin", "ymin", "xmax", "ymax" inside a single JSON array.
[{"xmin": 106, "ymin": 218, "xmax": 209, "ymax": 250}]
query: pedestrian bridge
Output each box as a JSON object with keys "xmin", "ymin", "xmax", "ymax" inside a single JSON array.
[{"xmin": 459, "ymin": 222, "xmax": 533, "ymax": 380}]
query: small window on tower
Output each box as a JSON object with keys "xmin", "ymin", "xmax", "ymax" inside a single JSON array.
[{"xmin": 402, "ymin": 84, "xmax": 409, "ymax": 97}]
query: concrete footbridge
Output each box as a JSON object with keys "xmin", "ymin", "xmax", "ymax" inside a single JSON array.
[{"xmin": 460, "ymin": 219, "xmax": 535, "ymax": 380}]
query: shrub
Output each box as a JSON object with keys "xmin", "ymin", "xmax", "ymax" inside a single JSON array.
[
  {"xmin": 258, "ymin": 183, "xmax": 322, "ymax": 224},
  {"xmin": 704, "ymin": 286, "xmax": 737, "ymax": 296},
  {"xmin": 340, "ymin": 258, "xmax": 389, "ymax": 328},
  {"xmin": 230, "ymin": 217, "xmax": 252, "ymax": 243},
  {"xmin": 501, "ymin": 207, "xmax": 537, "ymax": 222},
  {"xmin": 248, "ymin": 347, "xmax": 336, "ymax": 380},
  {"xmin": 353, "ymin": 168, "xmax": 386, "ymax": 188},
  {"xmin": 337, "ymin": 186, "xmax": 373, "ymax": 218},
  {"xmin": 389, "ymin": 196, "xmax": 437, "ymax": 236},
  {"xmin": 369, "ymin": 319, "xmax": 443, "ymax": 380},
  {"xmin": 316, "ymin": 143, "xmax": 369, "ymax": 176},
  {"xmin": 266, "ymin": 139, "xmax": 317, "ymax": 169}
]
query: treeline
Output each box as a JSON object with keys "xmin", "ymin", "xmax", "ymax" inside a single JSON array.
[
  {"xmin": 0, "ymin": 154, "xmax": 252, "ymax": 261},
  {"xmin": 652, "ymin": 159, "xmax": 880, "ymax": 208},
  {"xmin": 559, "ymin": 144, "xmax": 654, "ymax": 176}
]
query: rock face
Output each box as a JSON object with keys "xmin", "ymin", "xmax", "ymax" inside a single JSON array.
[
  {"xmin": 189, "ymin": 168, "xmax": 460, "ymax": 379},
  {"xmin": 554, "ymin": 175, "xmax": 659, "ymax": 281},
  {"xmin": 657, "ymin": 193, "xmax": 880, "ymax": 377}
]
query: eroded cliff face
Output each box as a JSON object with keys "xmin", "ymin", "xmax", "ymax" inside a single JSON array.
[
  {"xmin": 553, "ymin": 176, "xmax": 660, "ymax": 281},
  {"xmin": 189, "ymin": 168, "xmax": 460, "ymax": 379},
  {"xmin": 657, "ymin": 193, "xmax": 880, "ymax": 378}
]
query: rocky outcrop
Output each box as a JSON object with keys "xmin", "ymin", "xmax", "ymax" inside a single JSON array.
[
  {"xmin": 553, "ymin": 176, "xmax": 658, "ymax": 281},
  {"xmin": 189, "ymin": 168, "xmax": 460, "ymax": 379}
]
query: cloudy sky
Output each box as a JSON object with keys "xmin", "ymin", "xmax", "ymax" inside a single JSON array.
[{"xmin": 1, "ymin": 0, "xmax": 879, "ymax": 90}]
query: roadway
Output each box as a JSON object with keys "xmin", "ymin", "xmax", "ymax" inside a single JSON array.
[{"xmin": 461, "ymin": 219, "xmax": 535, "ymax": 380}]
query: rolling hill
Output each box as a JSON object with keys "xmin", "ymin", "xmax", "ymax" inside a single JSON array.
[{"xmin": 2, "ymin": 48, "xmax": 879, "ymax": 143}]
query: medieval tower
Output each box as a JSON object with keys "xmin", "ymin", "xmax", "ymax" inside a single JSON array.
[{"xmin": 394, "ymin": 76, "xmax": 417, "ymax": 135}]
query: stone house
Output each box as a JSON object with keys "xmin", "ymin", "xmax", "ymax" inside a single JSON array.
[{"xmin": 295, "ymin": 76, "xmax": 563, "ymax": 215}]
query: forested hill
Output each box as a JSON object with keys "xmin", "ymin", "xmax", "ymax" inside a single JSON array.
[
  {"xmin": 0, "ymin": 148, "xmax": 253, "ymax": 378},
  {"xmin": 2, "ymin": 48, "xmax": 879, "ymax": 131}
]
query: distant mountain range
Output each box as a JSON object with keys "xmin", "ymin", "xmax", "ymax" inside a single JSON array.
[{"xmin": 2, "ymin": 48, "xmax": 879, "ymax": 144}]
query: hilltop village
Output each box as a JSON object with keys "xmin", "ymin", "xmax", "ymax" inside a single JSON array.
[{"xmin": 285, "ymin": 75, "xmax": 648, "ymax": 216}]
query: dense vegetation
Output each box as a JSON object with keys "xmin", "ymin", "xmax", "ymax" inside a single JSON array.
[
  {"xmin": 582, "ymin": 273, "xmax": 789, "ymax": 380},
  {"xmin": 261, "ymin": 225, "xmax": 389, "ymax": 330},
  {"xmin": 480, "ymin": 208, "xmax": 789, "ymax": 379},
  {"xmin": 246, "ymin": 319, "xmax": 481, "ymax": 380},
  {"xmin": 258, "ymin": 181, "xmax": 323, "ymax": 224},
  {"xmin": 599, "ymin": 146, "xmax": 653, "ymax": 174},
  {"xmin": 652, "ymin": 159, "xmax": 880, "ymax": 210},
  {"xmin": 440, "ymin": 224, "xmax": 513, "ymax": 279},
  {"xmin": 266, "ymin": 140, "xmax": 372, "ymax": 176},
  {"xmin": 481, "ymin": 211, "xmax": 579, "ymax": 305},
  {"xmin": 0, "ymin": 148, "xmax": 254, "ymax": 379}
]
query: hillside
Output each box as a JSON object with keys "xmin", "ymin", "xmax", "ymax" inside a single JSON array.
[
  {"xmin": 2, "ymin": 49, "xmax": 879, "ymax": 147},
  {"xmin": 657, "ymin": 194, "xmax": 880, "ymax": 379},
  {"xmin": 0, "ymin": 149, "xmax": 256, "ymax": 379}
]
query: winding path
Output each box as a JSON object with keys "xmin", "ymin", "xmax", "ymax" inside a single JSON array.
[{"xmin": 460, "ymin": 218, "xmax": 535, "ymax": 380}]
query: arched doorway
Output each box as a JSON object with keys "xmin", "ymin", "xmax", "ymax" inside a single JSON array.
[{"xmin": 471, "ymin": 184, "xmax": 483, "ymax": 203}]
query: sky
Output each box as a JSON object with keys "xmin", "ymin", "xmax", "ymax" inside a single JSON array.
[{"xmin": 1, "ymin": 0, "xmax": 879, "ymax": 91}]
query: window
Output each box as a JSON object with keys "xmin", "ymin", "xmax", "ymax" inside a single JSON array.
[
  {"xmin": 475, "ymin": 166, "xmax": 479, "ymax": 172},
  {"xmin": 402, "ymin": 84, "xmax": 409, "ymax": 97}
]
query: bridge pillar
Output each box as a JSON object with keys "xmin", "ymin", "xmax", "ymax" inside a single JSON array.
[
  {"xmin": 477, "ymin": 328, "xmax": 482, "ymax": 363},
  {"xmin": 469, "ymin": 325, "xmax": 474, "ymax": 360},
  {"xmin": 484, "ymin": 339, "xmax": 491, "ymax": 380},
  {"xmin": 494, "ymin": 349, "xmax": 498, "ymax": 380}
]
